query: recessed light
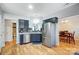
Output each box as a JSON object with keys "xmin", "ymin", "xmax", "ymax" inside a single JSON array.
[{"xmin": 28, "ymin": 4, "xmax": 34, "ymax": 10}]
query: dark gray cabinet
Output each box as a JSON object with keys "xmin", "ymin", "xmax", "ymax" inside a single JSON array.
[
  {"xmin": 31, "ymin": 34, "xmax": 42, "ymax": 43},
  {"xmin": 20, "ymin": 34, "xmax": 24, "ymax": 45},
  {"xmin": 19, "ymin": 19, "xmax": 29, "ymax": 44},
  {"xmin": 24, "ymin": 20, "xmax": 29, "ymax": 32},
  {"xmin": 19, "ymin": 19, "xmax": 29, "ymax": 33}
]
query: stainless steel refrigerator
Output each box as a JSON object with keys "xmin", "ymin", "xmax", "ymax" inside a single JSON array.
[{"xmin": 42, "ymin": 17, "xmax": 59, "ymax": 47}]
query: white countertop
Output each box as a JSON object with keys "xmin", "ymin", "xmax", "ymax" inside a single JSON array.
[{"xmin": 19, "ymin": 32, "xmax": 42, "ymax": 34}]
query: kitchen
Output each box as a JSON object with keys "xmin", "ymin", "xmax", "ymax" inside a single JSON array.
[{"xmin": 16, "ymin": 17, "xmax": 59, "ymax": 47}]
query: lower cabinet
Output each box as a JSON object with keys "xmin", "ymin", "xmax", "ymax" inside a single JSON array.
[
  {"xmin": 20, "ymin": 34, "xmax": 42, "ymax": 44},
  {"xmin": 24, "ymin": 34, "xmax": 30, "ymax": 43},
  {"xmin": 31, "ymin": 34, "xmax": 42, "ymax": 43},
  {"xmin": 20, "ymin": 34, "xmax": 24, "ymax": 45},
  {"xmin": 20, "ymin": 34, "xmax": 30, "ymax": 45}
]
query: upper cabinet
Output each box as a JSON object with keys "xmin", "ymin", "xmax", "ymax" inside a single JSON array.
[
  {"xmin": 19, "ymin": 19, "xmax": 29, "ymax": 33},
  {"xmin": 24, "ymin": 20, "xmax": 29, "ymax": 32}
]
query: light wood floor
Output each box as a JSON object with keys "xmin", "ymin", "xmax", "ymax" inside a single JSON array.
[
  {"xmin": 5, "ymin": 39, "xmax": 16, "ymax": 48},
  {"xmin": 1, "ymin": 40, "xmax": 79, "ymax": 55}
]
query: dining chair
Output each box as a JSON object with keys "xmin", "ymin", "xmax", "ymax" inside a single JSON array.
[{"xmin": 67, "ymin": 32, "xmax": 75, "ymax": 44}]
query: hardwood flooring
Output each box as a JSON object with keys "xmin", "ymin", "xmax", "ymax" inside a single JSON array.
[
  {"xmin": 0, "ymin": 48, "xmax": 1, "ymax": 55},
  {"xmin": 5, "ymin": 39, "xmax": 16, "ymax": 48},
  {"xmin": 1, "ymin": 40, "xmax": 79, "ymax": 55}
]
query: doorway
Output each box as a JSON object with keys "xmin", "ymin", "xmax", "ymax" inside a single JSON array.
[{"xmin": 12, "ymin": 23, "xmax": 16, "ymax": 45}]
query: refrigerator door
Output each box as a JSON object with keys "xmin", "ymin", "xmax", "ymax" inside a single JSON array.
[
  {"xmin": 50, "ymin": 23, "xmax": 56, "ymax": 46},
  {"xmin": 42, "ymin": 22, "xmax": 56, "ymax": 47},
  {"xmin": 42, "ymin": 23, "xmax": 51, "ymax": 47}
]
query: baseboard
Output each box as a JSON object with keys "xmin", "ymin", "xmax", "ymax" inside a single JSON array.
[{"xmin": 19, "ymin": 42, "xmax": 31, "ymax": 45}]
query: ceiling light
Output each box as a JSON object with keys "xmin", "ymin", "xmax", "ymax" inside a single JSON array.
[{"xmin": 28, "ymin": 4, "xmax": 34, "ymax": 10}]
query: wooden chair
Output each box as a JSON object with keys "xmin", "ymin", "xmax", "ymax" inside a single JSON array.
[{"xmin": 67, "ymin": 32, "xmax": 75, "ymax": 44}]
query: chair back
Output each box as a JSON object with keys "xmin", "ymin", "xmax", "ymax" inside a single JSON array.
[
  {"xmin": 73, "ymin": 31, "xmax": 75, "ymax": 35},
  {"xmin": 71, "ymin": 31, "xmax": 75, "ymax": 38}
]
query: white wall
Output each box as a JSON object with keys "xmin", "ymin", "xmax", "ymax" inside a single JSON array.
[
  {"xmin": 29, "ymin": 17, "xmax": 43, "ymax": 31},
  {"xmin": 4, "ymin": 13, "xmax": 19, "ymax": 42},
  {"xmin": 59, "ymin": 15, "xmax": 79, "ymax": 40},
  {"xmin": 5, "ymin": 19, "xmax": 14, "ymax": 41},
  {"xmin": 0, "ymin": 9, "xmax": 5, "ymax": 48}
]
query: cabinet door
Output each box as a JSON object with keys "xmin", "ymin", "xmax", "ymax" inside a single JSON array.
[
  {"xmin": 20, "ymin": 34, "xmax": 24, "ymax": 44},
  {"xmin": 19, "ymin": 20, "xmax": 29, "ymax": 32},
  {"xmin": 24, "ymin": 20, "xmax": 29, "ymax": 32},
  {"xmin": 31, "ymin": 34, "xmax": 41, "ymax": 43},
  {"xmin": 19, "ymin": 20, "xmax": 24, "ymax": 28},
  {"xmin": 19, "ymin": 20, "xmax": 24, "ymax": 33},
  {"xmin": 24, "ymin": 34, "xmax": 30, "ymax": 43}
]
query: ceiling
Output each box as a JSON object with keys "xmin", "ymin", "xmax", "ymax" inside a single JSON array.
[{"xmin": 0, "ymin": 3, "xmax": 75, "ymax": 18}]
